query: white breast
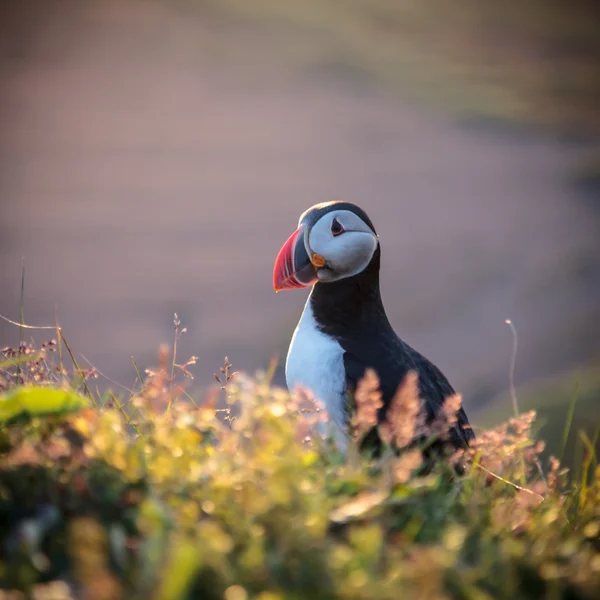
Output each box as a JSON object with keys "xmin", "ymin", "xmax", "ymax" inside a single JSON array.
[{"xmin": 285, "ymin": 297, "xmax": 349, "ymax": 451}]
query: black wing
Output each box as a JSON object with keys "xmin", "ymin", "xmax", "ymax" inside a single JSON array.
[{"xmin": 342, "ymin": 334, "xmax": 474, "ymax": 450}]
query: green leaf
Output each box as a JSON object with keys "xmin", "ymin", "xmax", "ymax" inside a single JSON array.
[
  {"xmin": 0, "ymin": 386, "xmax": 90, "ymax": 423},
  {"xmin": 152, "ymin": 535, "xmax": 200, "ymax": 600}
]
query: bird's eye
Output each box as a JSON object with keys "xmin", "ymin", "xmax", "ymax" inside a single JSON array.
[{"xmin": 331, "ymin": 217, "xmax": 345, "ymax": 237}]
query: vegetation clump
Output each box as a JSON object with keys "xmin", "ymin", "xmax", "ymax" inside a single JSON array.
[{"xmin": 0, "ymin": 328, "xmax": 599, "ymax": 600}]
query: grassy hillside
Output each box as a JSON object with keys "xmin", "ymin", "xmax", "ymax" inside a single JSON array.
[
  {"xmin": 1, "ymin": 333, "xmax": 600, "ymax": 599},
  {"xmin": 195, "ymin": 0, "xmax": 600, "ymax": 137}
]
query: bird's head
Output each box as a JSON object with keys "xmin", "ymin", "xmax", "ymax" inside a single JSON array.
[{"xmin": 273, "ymin": 201, "xmax": 379, "ymax": 291}]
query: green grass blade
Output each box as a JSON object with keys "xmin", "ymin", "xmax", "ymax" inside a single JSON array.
[
  {"xmin": 558, "ymin": 378, "xmax": 580, "ymax": 464},
  {"xmin": 0, "ymin": 354, "xmax": 42, "ymax": 370},
  {"xmin": 16, "ymin": 258, "xmax": 25, "ymax": 385}
]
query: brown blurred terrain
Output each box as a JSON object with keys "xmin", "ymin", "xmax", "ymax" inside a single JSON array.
[{"xmin": 1, "ymin": 0, "xmax": 599, "ymax": 416}]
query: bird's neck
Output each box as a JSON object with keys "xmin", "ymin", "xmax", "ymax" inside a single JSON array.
[{"xmin": 309, "ymin": 247, "xmax": 390, "ymax": 337}]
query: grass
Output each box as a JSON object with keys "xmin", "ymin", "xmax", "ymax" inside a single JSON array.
[
  {"xmin": 474, "ymin": 360, "xmax": 600, "ymax": 478},
  {"xmin": 1, "ymin": 316, "xmax": 600, "ymax": 599}
]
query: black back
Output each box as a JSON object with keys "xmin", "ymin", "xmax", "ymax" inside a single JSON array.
[{"xmin": 309, "ymin": 223, "xmax": 474, "ymax": 451}]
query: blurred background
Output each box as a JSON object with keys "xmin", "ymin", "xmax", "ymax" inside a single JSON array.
[{"xmin": 1, "ymin": 0, "xmax": 599, "ymax": 460}]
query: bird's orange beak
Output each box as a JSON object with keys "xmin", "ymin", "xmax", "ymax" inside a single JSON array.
[{"xmin": 273, "ymin": 226, "xmax": 320, "ymax": 292}]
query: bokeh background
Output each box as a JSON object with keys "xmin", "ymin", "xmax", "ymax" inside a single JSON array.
[{"xmin": 1, "ymin": 0, "xmax": 599, "ymax": 455}]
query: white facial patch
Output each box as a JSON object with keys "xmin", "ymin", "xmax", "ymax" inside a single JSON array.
[{"xmin": 308, "ymin": 210, "xmax": 378, "ymax": 282}]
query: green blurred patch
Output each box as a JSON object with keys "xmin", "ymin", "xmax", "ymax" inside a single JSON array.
[{"xmin": 0, "ymin": 386, "xmax": 90, "ymax": 424}]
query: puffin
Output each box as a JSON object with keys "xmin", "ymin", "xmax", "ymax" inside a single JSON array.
[{"xmin": 272, "ymin": 200, "xmax": 474, "ymax": 455}]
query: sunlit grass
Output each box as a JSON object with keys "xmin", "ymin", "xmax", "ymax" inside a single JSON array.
[
  {"xmin": 475, "ymin": 361, "xmax": 600, "ymax": 478},
  {"xmin": 1, "ymin": 319, "xmax": 599, "ymax": 599}
]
